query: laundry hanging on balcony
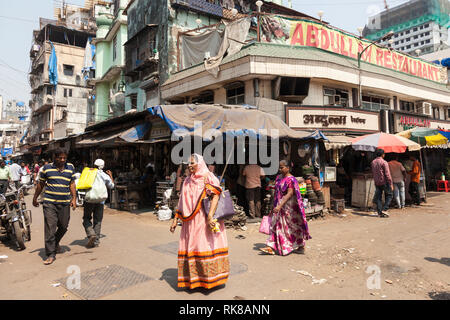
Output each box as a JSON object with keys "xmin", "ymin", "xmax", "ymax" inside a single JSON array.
[
  {"xmin": 48, "ymin": 41, "xmax": 58, "ymax": 87},
  {"xmin": 82, "ymin": 37, "xmax": 95, "ymax": 80}
]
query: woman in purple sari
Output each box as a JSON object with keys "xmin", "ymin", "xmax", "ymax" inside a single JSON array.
[{"xmin": 260, "ymin": 160, "xmax": 311, "ymax": 256}]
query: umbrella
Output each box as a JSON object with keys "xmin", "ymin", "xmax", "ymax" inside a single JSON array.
[
  {"xmin": 351, "ymin": 132, "xmax": 421, "ymax": 153},
  {"xmin": 397, "ymin": 127, "xmax": 448, "ymax": 146}
]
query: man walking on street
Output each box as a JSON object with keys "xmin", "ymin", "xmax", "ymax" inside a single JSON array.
[
  {"xmin": 9, "ymin": 161, "xmax": 21, "ymax": 190},
  {"xmin": 0, "ymin": 160, "xmax": 11, "ymax": 194},
  {"xmin": 371, "ymin": 149, "xmax": 394, "ymax": 218},
  {"xmin": 388, "ymin": 155, "xmax": 407, "ymax": 209},
  {"xmin": 83, "ymin": 159, "xmax": 114, "ymax": 248},
  {"xmin": 33, "ymin": 149, "xmax": 76, "ymax": 265},
  {"xmin": 407, "ymin": 155, "xmax": 421, "ymax": 207},
  {"xmin": 242, "ymin": 164, "xmax": 265, "ymax": 218}
]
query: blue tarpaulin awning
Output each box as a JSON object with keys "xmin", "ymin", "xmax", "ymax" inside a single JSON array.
[
  {"xmin": 147, "ymin": 104, "xmax": 327, "ymax": 141},
  {"xmin": 78, "ymin": 123, "xmax": 150, "ymax": 146},
  {"xmin": 1, "ymin": 148, "xmax": 13, "ymax": 157}
]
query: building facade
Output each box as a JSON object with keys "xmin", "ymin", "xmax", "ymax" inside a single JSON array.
[
  {"xmin": 160, "ymin": 13, "xmax": 450, "ymax": 136},
  {"xmin": 2, "ymin": 100, "xmax": 30, "ymax": 121},
  {"xmin": 363, "ymin": 0, "xmax": 450, "ymax": 56},
  {"xmin": 121, "ymin": 0, "xmax": 313, "ymax": 111},
  {"xmin": 28, "ymin": 17, "xmax": 96, "ymax": 144},
  {"xmin": 89, "ymin": 0, "xmax": 129, "ymax": 123}
]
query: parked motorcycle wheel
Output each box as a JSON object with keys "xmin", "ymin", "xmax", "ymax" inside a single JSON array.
[{"xmin": 13, "ymin": 221, "xmax": 26, "ymax": 250}]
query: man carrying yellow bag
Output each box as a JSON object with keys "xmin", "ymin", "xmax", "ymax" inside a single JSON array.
[{"xmin": 79, "ymin": 159, "xmax": 114, "ymax": 248}]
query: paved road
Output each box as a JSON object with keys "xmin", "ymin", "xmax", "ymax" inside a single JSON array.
[{"xmin": 0, "ymin": 192, "xmax": 449, "ymax": 300}]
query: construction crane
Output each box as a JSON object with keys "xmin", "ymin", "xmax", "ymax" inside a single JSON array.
[{"xmin": 384, "ymin": 0, "xmax": 389, "ymax": 10}]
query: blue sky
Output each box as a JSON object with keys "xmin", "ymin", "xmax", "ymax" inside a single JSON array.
[{"xmin": 0, "ymin": 0, "xmax": 410, "ymax": 105}]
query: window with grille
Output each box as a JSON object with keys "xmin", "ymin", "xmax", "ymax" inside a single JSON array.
[
  {"xmin": 226, "ymin": 83, "xmax": 245, "ymax": 105},
  {"xmin": 113, "ymin": 35, "xmax": 117, "ymax": 61}
]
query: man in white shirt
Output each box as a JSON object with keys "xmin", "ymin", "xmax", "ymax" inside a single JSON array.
[
  {"xmin": 388, "ymin": 156, "xmax": 407, "ymax": 209},
  {"xmin": 9, "ymin": 161, "xmax": 22, "ymax": 189},
  {"xmin": 82, "ymin": 159, "xmax": 114, "ymax": 248}
]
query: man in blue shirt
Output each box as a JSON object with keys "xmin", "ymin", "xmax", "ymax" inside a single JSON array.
[
  {"xmin": 33, "ymin": 149, "xmax": 76, "ymax": 265},
  {"xmin": 83, "ymin": 159, "xmax": 114, "ymax": 248}
]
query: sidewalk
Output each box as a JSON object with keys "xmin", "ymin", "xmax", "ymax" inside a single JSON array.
[{"xmin": 0, "ymin": 192, "xmax": 449, "ymax": 300}]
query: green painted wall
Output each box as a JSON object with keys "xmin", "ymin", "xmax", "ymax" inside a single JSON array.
[{"xmin": 94, "ymin": 1, "xmax": 129, "ymax": 122}]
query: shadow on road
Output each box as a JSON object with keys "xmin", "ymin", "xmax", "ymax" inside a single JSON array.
[
  {"xmin": 0, "ymin": 236, "xmax": 23, "ymax": 252},
  {"xmin": 424, "ymin": 257, "xmax": 450, "ymax": 267},
  {"xmin": 29, "ymin": 248, "xmax": 47, "ymax": 260},
  {"xmin": 350, "ymin": 211, "xmax": 378, "ymax": 218},
  {"xmin": 428, "ymin": 291, "xmax": 450, "ymax": 300},
  {"xmin": 159, "ymin": 268, "xmax": 226, "ymax": 295},
  {"xmin": 29, "ymin": 245, "xmax": 71, "ymax": 260},
  {"xmin": 253, "ymin": 243, "xmax": 268, "ymax": 252}
]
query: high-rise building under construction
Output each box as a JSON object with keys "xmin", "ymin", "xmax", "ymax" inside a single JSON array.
[{"xmin": 363, "ymin": 0, "xmax": 450, "ymax": 56}]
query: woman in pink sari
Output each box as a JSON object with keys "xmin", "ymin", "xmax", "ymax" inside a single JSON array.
[
  {"xmin": 170, "ymin": 154, "xmax": 229, "ymax": 289},
  {"xmin": 260, "ymin": 160, "xmax": 311, "ymax": 256}
]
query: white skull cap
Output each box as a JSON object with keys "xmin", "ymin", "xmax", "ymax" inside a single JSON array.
[{"xmin": 94, "ymin": 159, "xmax": 105, "ymax": 169}]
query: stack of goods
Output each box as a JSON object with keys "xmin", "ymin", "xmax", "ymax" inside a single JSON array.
[
  {"xmin": 305, "ymin": 178, "xmax": 318, "ymax": 206},
  {"xmin": 262, "ymin": 193, "xmax": 273, "ymax": 217},
  {"xmin": 224, "ymin": 197, "xmax": 247, "ymax": 229},
  {"xmin": 296, "ymin": 177, "xmax": 307, "ymax": 196},
  {"xmin": 311, "ymin": 176, "xmax": 325, "ymax": 205}
]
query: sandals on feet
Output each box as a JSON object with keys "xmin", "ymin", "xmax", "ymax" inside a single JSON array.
[
  {"xmin": 44, "ymin": 256, "xmax": 56, "ymax": 265},
  {"xmin": 259, "ymin": 247, "xmax": 275, "ymax": 255}
]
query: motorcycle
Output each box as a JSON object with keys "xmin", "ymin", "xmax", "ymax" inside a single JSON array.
[
  {"xmin": 74, "ymin": 172, "xmax": 86, "ymax": 207},
  {"xmin": 0, "ymin": 185, "xmax": 32, "ymax": 250}
]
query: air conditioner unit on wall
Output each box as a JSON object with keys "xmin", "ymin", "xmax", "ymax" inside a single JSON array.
[{"xmin": 417, "ymin": 102, "xmax": 432, "ymax": 116}]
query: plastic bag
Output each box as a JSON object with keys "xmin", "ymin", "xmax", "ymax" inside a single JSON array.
[
  {"xmin": 21, "ymin": 175, "xmax": 31, "ymax": 185},
  {"xmin": 85, "ymin": 172, "xmax": 108, "ymax": 203},
  {"xmin": 259, "ymin": 215, "xmax": 272, "ymax": 235},
  {"xmin": 158, "ymin": 206, "xmax": 172, "ymax": 221},
  {"xmin": 76, "ymin": 167, "xmax": 98, "ymax": 190}
]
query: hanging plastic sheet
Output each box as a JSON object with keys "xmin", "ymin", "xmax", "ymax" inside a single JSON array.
[
  {"xmin": 204, "ymin": 18, "xmax": 251, "ymax": 77},
  {"xmin": 181, "ymin": 29, "xmax": 224, "ymax": 69}
]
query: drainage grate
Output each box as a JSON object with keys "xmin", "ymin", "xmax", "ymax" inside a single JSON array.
[{"xmin": 56, "ymin": 264, "xmax": 152, "ymax": 300}]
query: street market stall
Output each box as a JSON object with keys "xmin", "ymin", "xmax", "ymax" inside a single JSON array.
[
  {"xmin": 350, "ymin": 132, "xmax": 421, "ymax": 210},
  {"xmin": 147, "ymin": 104, "xmax": 328, "ymax": 219}
]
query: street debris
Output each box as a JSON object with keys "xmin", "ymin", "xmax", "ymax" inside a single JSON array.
[
  {"xmin": 312, "ymin": 279, "xmax": 327, "ymax": 285},
  {"xmin": 233, "ymin": 296, "xmax": 246, "ymax": 300},
  {"xmin": 295, "ymin": 270, "xmax": 327, "ymax": 285},
  {"xmin": 343, "ymin": 248, "xmax": 355, "ymax": 254},
  {"xmin": 51, "ymin": 283, "xmax": 61, "ymax": 287},
  {"xmin": 296, "ymin": 270, "xmax": 313, "ymax": 277},
  {"xmin": 235, "ymin": 235, "xmax": 246, "ymax": 240},
  {"xmin": 381, "ymin": 295, "xmax": 387, "ymax": 298},
  {"xmin": 281, "ymin": 289, "xmax": 289, "ymax": 292},
  {"xmin": 62, "ymin": 293, "xmax": 69, "ymax": 299},
  {"xmin": 385, "ymin": 279, "xmax": 393, "ymax": 284}
]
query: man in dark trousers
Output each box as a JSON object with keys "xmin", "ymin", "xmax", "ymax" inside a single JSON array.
[
  {"xmin": 33, "ymin": 149, "xmax": 76, "ymax": 265},
  {"xmin": 371, "ymin": 148, "xmax": 394, "ymax": 218},
  {"xmin": 83, "ymin": 159, "xmax": 114, "ymax": 248}
]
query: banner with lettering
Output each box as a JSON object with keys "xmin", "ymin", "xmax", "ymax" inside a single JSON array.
[{"xmin": 260, "ymin": 15, "xmax": 448, "ymax": 84}]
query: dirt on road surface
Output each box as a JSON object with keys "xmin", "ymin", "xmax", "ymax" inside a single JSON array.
[{"xmin": 0, "ymin": 192, "xmax": 449, "ymax": 300}]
